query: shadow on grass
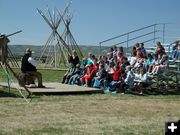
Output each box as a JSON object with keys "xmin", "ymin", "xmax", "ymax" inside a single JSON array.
[
  {"xmin": 32, "ymin": 90, "xmax": 104, "ymax": 96},
  {"xmin": 114, "ymin": 87, "xmax": 180, "ymax": 96},
  {"xmin": 125, "ymin": 87, "xmax": 180, "ymax": 96},
  {"xmin": 0, "ymin": 90, "xmax": 19, "ymax": 98},
  {"xmin": 0, "ymin": 87, "xmax": 40, "ymax": 100},
  {"xmin": 31, "ymin": 87, "xmax": 180, "ymax": 97},
  {"xmin": 144, "ymin": 87, "xmax": 180, "ymax": 96}
]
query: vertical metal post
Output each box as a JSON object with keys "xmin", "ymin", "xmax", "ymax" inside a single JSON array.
[
  {"xmin": 99, "ymin": 42, "xmax": 102, "ymax": 55},
  {"xmin": 153, "ymin": 24, "xmax": 156, "ymax": 44},
  {"xmin": 163, "ymin": 23, "xmax": 165, "ymax": 43},
  {"xmin": 126, "ymin": 34, "xmax": 129, "ymax": 56}
]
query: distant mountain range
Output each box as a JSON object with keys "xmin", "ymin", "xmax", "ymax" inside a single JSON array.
[{"xmin": 8, "ymin": 45, "xmax": 110, "ymax": 59}]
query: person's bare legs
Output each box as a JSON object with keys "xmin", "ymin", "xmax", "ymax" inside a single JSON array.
[
  {"xmin": 151, "ymin": 66, "xmax": 158, "ymax": 74},
  {"xmin": 148, "ymin": 65, "xmax": 153, "ymax": 73}
]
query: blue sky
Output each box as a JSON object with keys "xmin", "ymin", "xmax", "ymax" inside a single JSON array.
[{"xmin": 0, "ymin": 0, "xmax": 180, "ymax": 46}]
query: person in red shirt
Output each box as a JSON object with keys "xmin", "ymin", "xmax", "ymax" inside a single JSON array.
[
  {"xmin": 117, "ymin": 52, "xmax": 125, "ymax": 64},
  {"xmin": 104, "ymin": 65, "xmax": 123, "ymax": 93},
  {"xmin": 155, "ymin": 41, "xmax": 165, "ymax": 59},
  {"xmin": 113, "ymin": 65, "xmax": 122, "ymax": 81},
  {"xmin": 80, "ymin": 64, "xmax": 96, "ymax": 87},
  {"xmin": 93, "ymin": 58, "xmax": 99, "ymax": 72},
  {"xmin": 111, "ymin": 65, "xmax": 123, "ymax": 90}
]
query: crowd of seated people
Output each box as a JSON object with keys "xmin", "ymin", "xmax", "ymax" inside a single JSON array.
[{"xmin": 62, "ymin": 41, "xmax": 180, "ymax": 94}]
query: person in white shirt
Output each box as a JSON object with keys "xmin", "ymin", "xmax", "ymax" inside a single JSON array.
[
  {"xmin": 118, "ymin": 65, "xmax": 135, "ymax": 94},
  {"xmin": 134, "ymin": 67, "xmax": 148, "ymax": 94},
  {"xmin": 21, "ymin": 48, "xmax": 45, "ymax": 88},
  {"xmin": 124, "ymin": 66, "xmax": 135, "ymax": 87},
  {"xmin": 113, "ymin": 45, "xmax": 118, "ymax": 57}
]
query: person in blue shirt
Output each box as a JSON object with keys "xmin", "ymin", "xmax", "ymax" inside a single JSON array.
[
  {"xmin": 171, "ymin": 41, "xmax": 179, "ymax": 59},
  {"xmin": 87, "ymin": 52, "xmax": 94, "ymax": 65},
  {"xmin": 144, "ymin": 53, "xmax": 154, "ymax": 72},
  {"xmin": 140, "ymin": 43, "xmax": 146, "ymax": 56}
]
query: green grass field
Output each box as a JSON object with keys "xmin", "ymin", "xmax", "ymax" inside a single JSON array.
[
  {"xmin": 0, "ymin": 68, "xmax": 67, "ymax": 82},
  {"xmin": 0, "ymin": 68, "xmax": 180, "ymax": 135}
]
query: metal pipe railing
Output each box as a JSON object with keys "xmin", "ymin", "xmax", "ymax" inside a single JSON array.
[
  {"xmin": 99, "ymin": 24, "xmax": 157, "ymax": 44},
  {"xmin": 112, "ymin": 30, "xmax": 160, "ymax": 47},
  {"xmin": 99, "ymin": 23, "xmax": 168, "ymax": 54}
]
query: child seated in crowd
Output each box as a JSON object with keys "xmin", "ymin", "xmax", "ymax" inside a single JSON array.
[
  {"xmin": 104, "ymin": 64, "xmax": 123, "ymax": 93},
  {"xmin": 123, "ymin": 66, "xmax": 135, "ymax": 91},
  {"xmin": 144, "ymin": 53, "xmax": 154, "ymax": 72},
  {"xmin": 92, "ymin": 64, "xmax": 108, "ymax": 88},
  {"xmin": 62, "ymin": 63, "xmax": 76, "ymax": 84},
  {"xmin": 68, "ymin": 64, "xmax": 82, "ymax": 85},
  {"xmin": 80, "ymin": 64, "xmax": 96, "ymax": 87},
  {"xmin": 134, "ymin": 67, "xmax": 149, "ymax": 94},
  {"xmin": 150, "ymin": 54, "xmax": 168, "ymax": 75}
]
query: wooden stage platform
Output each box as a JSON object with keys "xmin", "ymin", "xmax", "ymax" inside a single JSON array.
[{"xmin": 0, "ymin": 82, "xmax": 103, "ymax": 95}]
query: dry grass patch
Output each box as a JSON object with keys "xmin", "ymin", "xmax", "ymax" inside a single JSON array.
[{"xmin": 0, "ymin": 94, "xmax": 180, "ymax": 135}]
